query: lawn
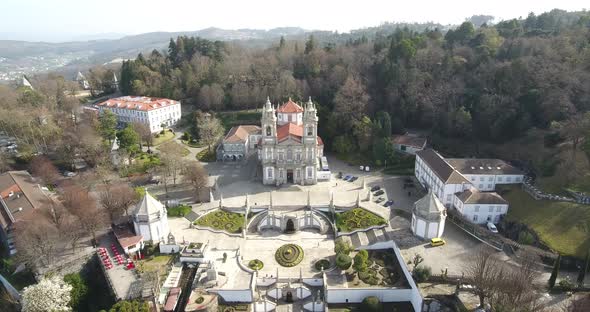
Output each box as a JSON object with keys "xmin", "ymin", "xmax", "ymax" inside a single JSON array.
[
  {"xmin": 335, "ymin": 208, "xmax": 387, "ymax": 232},
  {"xmin": 197, "ymin": 148, "xmax": 216, "ymax": 162},
  {"xmin": 503, "ymin": 186, "xmax": 590, "ymax": 258},
  {"xmin": 195, "ymin": 210, "xmax": 244, "ymax": 233},
  {"xmin": 139, "ymin": 254, "xmax": 173, "ymax": 279},
  {"xmin": 152, "ymin": 130, "xmax": 175, "ymax": 146},
  {"xmin": 156, "ymin": 144, "xmax": 190, "ymax": 157},
  {"xmin": 167, "ymin": 204, "xmax": 192, "ymax": 217}
]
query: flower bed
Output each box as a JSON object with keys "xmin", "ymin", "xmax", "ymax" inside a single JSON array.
[
  {"xmin": 275, "ymin": 244, "xmax": 304, "ymax": 267},
  {"xmin": 194, "ymin": 210, "xmax": 244, "ymax": 233},
  {"xmin": 335, "ymin": 208, "xmax": 387, "ymax": 232}
]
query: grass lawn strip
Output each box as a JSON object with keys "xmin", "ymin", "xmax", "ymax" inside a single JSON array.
[
  {"xmin": 503, "ymin": 186, "xmax": 590, "ymax": 258},
  {"xmin": 153, "ymin": 130, "xmax": 175, "ymax": 146}
]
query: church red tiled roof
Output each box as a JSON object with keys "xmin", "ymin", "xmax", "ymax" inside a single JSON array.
[
  {"xmin": 277, "ymin": 99, "xmax": 304, "ymax": 113},
  {"xmin": 277, "ymin": 123, "xmax": 303, "ymax": 142}
]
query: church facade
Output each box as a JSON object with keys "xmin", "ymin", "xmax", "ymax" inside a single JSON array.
[{"xmin": 258, "ymin": 97, "xmax": 324, "ymax": 186}]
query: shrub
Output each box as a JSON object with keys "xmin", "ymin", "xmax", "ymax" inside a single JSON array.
[
  {"xmin": 275, "ymin": 244, "xmax": 304, "ymax": 267},
  {"xmin": 248, "ymin": 259, "xmax": 264, "ymax": 270},
  {"xmin": 334, "ymin": 238, "xmax": 352, "ymax": 255},
  {"xmin": 314, "ymin": 259, "xmax": 331, "ymax": 271},
  {"xmin": 167, "ymin": 204, "xmax": 192, "ymax": 217},
  {"xmin": 336, "ymin": 253, "xmax": 352, "ymax": 270},
  {"xmin": 362, "ymin": 296, "xmax": 382, "ymax": 312},
  {"xmin": 413, "ymin": 265, "xmax": 432, "ymax": 283},
  {"xmin": 181, "ymin": 132, "xmax": 192, "ymax": 141},
  {"xmin": 353, "ymin": 250, "xmax": 369, "ymax": 273}
]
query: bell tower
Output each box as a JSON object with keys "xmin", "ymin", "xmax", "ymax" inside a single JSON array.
[
  {"xmin": 303, "ymin": 97, "xmax": 318, "ymax": 143},
  {"xmin": 261, "ymin": 96, "xmax": 277, "ymax": 140}
]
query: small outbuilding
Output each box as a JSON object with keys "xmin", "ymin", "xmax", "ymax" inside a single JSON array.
[
  {"xmin": 133, "ymin": 191, "xmax": 170, "ymax": 244},
  {"xmin": 411, "ymin": 191, "xmax": 446, "ymax": 239}
]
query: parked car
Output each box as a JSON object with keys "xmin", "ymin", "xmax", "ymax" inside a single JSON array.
[
  {"xmin": 374, "ymin": 190, "xmax": 385, "ymax": 196},
  {"xmin": 349, "ymin": 176, "xmax": 358, "ymax": 182},
  {"xmin": 63, "ymin": 171, "xmax": 77, "ymax": 177},
  {"xmin": 430, "ymin": 237, "xmax": 446, "ymax": 247},
  {"xmin": 487, "ymin": 222, "xmax": 498, "ymax": 233},
  {"xmin": 343, "ymin": 175, "xmax": 352, "ymax": 181},
  {"xmin": 365, "ymin": 166, "xmax": 370, "ymax": 172},
  {"xmin": 370, "ymin": 185, "xmax": 381, "ymax": 192},
  {"xmin": 383, "ymin": 200, "xmax": 394, "ymax": 207},
  {"xmin": 374, "ymin": 197, "xmax": 385, "ymax": 203}
]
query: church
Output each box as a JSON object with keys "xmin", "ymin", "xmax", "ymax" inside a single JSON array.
[{"xmin": 258, "ymin": 97, "xmax": 324, "ymax": 185}]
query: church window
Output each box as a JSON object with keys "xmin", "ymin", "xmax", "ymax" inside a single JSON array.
[
  {"xmin": 296, "ymin": 169, "xmax": 301, "ymax": 178},
  {"xmin": 266, "ymin": 126, "xmax": 271, "ymax": 136},
  {"xmin": 278, "ymin": 152, "xmax": 284, "ymax": 161},
  {"xmin": 307, "ymin": 126, "xmax": 313, "ymax": 136},
  {"xmin": 279, "ymin": 169, "xmax": 283, "ymax": 179},
  {"xmin": 307, "ymin": 148, "xmax": 313, "ymax": 160},
  {"xmin": 266, "ymin": 148, "xmax": 272, "ymax": 160},
  {"xmin": 287, "ymin": 149, "xmax": 293, "ymax": 160},
  {"xmin": 296, "ymin": 152, "xmax": 301, "ymax": 161},
  {"xmin": 307, "ymin": 166, "xmax": 313, "ymax": 178}
]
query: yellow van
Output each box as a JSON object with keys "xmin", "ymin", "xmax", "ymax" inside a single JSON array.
[{"xmin": 430, "ymin": 238, "xmax": 446, "ymax": 247}]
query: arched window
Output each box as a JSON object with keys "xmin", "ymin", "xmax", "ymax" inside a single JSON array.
[{"xmin": 266, "ymin": 126, "xmax": 272, "ymax": 136}]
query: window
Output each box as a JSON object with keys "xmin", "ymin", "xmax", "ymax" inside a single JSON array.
[
  {"xmin": 278, "ymin": 152, "xmax": 284, "ymax": 161},
  {"xmin": 291, "ymin": 114, "xmax": 296, "ymax": 122},
  {"xmin": 475, "ymin": 205, "xmax": 480, "ymax": 212},
  {"xmin": 287, "ymin": 149, "xmax": 293, "ymax": 160},
  {"xmin": 488, "ymin": 206, "xmax": 493, "ymax": 212},
  {"xmin": 446, "ymin": 194, "xmax": 452, "ymax": 202},
  {"xmin": 296, "ymin": 169, "xmax": 300, "ymax": 178},
  {"xmin": 296, "ymin": 152, "xmax": 301, "ymax": 161},
  {"xmin": 498, "ymin": 177, "xmax": 503, "ymax": 182},
  {"xmin": 487, "ymin": 215, "xmax": 492, "ymax": 221},
  {"xmin": 307, "ymin": 167, "xmax": 313, "ymax": 178},
  {"xmin": 307, "ymin": 126, "xmax": 313, "ymax": 136},
  {"xmin": 506, "ymin": 177, "xmax": 512, "ymax": 182},
  {"xmin": 473, "ymin": 215, "xmax": 478, "ymax": 222},
  {"xmin": 478, "ymin": 184, "xmax": 483, "ymax": 189},
  {"xmin": 266, "ymin": 149, "xmax": 272, "ymax": 160},
  {"xmin": 471, "ymin": 177, "xmax": 476, "ymax": 181},
  {"xmin": 479, "ymin": 177, "xmax": 484, "ymax": 181},
  {"xmin": 266, "ymin": 126, "xmax": 272, "ymax": 136},
  {"xmin": 496, "ymin": 206, "xmax": 502, "ymax": 212},
  {"xmin": 307, "ymin": 148, "xmax": 313, "ymax": 160},
  {"xmin": 279, "ymin": 169, "xmax": 283, "ymax": 179},
  {"xmin": 515, "ymin": 177, "xmax": 522, "ymax": 182},
  {"xmin": 267, "ymin": 168, "xmax": 273, "ymax": 179},
  {"xmin": 489, "ymin": 177, "xmax": 493, "ymax": 181},
  {"xmin": 401, "ymin": 145, "xmax": 406, "ymax": 151},
  {"xmin": 487, "ymin": 184, "xmax": 492, "ymax": 189}
]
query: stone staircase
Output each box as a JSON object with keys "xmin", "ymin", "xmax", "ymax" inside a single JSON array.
[{"xmin": 346, "ymin": 227, "xmax": 390, "ymax": 249}]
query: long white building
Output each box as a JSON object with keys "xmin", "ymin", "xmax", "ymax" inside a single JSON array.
[
  {"xmin": 96, "ymin": 96, "xmax": 181, "ymax": 133},
  {"xmin": 415, "ymin": 149, "xmax": 524, "ymax": 224}
]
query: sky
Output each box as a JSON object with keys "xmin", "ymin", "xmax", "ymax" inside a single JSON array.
[{"xmin": 1, "ymin": 0, "xmax": 588, "ymax": 42}]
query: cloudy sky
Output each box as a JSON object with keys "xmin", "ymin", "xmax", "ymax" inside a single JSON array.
[{"xmin": 1, "ymin": 0, "xmax": 588, "ymax": 42}]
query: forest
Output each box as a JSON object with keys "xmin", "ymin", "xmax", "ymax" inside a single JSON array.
[{"xmin": 116, "ymin": 10, "xmax": 590, "ymax": 158}]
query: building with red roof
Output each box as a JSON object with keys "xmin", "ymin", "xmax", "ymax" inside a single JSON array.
[{"xmin": 96, "ymin": 96, "xmax": 181, "ymax": 133}]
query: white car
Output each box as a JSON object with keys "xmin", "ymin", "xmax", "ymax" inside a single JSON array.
[{"xmin": 487, "ymin": 222, "xmax": 498, "ymax": 233}]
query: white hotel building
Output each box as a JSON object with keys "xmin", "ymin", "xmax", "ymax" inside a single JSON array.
[
  {"xmin": 414, "ymin": 149, "xmax": 524, "ymax": 224},
  {"xmin": 96, "ymin": 96, "xmax": 182, "ymax": 133}
]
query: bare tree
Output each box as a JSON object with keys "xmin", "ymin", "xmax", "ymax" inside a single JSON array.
[
  {"xmin": 29, "ymin": 156, "xmax": 59, "ymax": 185},
  {"xmin": 197, "ymin": 114, "xmax": 224, "ymax": 152},
  {"xmin": 465, "ymin": 247, "xmax": 505, "ymax": 308},
  {"xmin": 159, "ymin": 140, "xmax": 186, "ymax": 189},
  {"xmin": 61, "ymin": 184, "xmax": 106, "ymax": 244},
  {"xmin": 99, "ymin": 183, "xmax": 138, "ymax": 220},
  {"xmin": 132, "ymin": 121, "xmax": 153, "ymax": 152},
  {"xmin": 183, "ymin": 161, "xmax": 209, "ymax": 202},
  {"xmin": 14, "ymin": 215, "xmax": 60, "ymax": 267}
]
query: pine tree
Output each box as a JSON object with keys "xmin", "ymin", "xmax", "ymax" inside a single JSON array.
[
  {"xmin": 577, "ymin": 250, "xmax": 589, "ymax": 287},
  {"xmin": 548, "ymin": 254, "xmax": 561, "ymax": 288}
]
